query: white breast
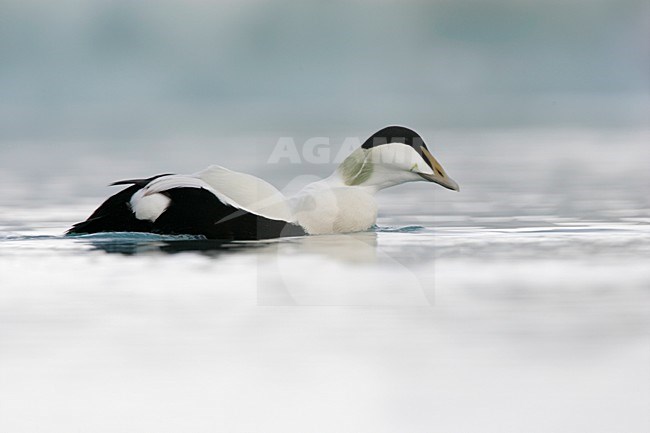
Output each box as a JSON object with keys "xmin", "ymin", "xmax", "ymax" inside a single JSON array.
[{"xmin": 291, "ymin": 185, "xmax": 377, "ymax": 235}]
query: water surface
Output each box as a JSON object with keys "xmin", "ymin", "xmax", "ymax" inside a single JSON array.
[{"xmin": 1, "ymin": 129, "xmax": 649, "ymax": 433}]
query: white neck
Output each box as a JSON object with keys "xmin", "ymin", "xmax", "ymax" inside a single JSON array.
[{"xmin": 288, "ymin": 146, "xmax": 424, "ymax": 234}]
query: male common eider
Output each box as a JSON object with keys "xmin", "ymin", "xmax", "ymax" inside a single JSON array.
[{"xmin": 68, "ymin": 126, "xmax": 459, "ymax": 240}]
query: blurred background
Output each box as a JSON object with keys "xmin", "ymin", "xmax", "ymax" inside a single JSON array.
[
  {"xmin": 1, "ymin": 2, "xmax": 649, "ymax": 432},
  {"xmin": 0, "ymin": 0, "xmax": 648, "ymax": 142}
]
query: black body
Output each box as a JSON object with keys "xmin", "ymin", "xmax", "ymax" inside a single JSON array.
[{"xmin": 67, "ymin": 175, "xmax": 306, "ymax": 240}]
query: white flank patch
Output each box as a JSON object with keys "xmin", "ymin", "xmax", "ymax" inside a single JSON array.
[{"xmin": 129, "ymin": 190, "xmax": 171, "ymax": 222}]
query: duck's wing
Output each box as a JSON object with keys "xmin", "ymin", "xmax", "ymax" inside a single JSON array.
[
  {"xmin": 68, "ymin": 169, "xmax": 305, "ymax": 240},
  {"xmin": 67, "ymin": 174, "xmax": 171, "ymax": 235}
]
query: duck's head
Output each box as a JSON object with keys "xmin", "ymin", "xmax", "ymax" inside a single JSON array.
[{"xmin": 337, "ymin": 126, "xmax": 459, "ymax": 192}]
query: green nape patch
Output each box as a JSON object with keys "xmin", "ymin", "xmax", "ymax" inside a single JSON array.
[{"xmin": 339, "ymin": 148, "xmax": 373, "ymax": 186}]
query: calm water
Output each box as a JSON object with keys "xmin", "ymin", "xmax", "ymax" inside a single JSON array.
[{"xmin": 1, "ymin": 129, "xmax": 649, "ymax": 432}]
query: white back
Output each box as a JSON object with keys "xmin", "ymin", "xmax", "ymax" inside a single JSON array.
[
  {"xmin": 196, "ymin": 165, "xmax": 294, "ymax": 222},
  {"xmin": 129, "ymin": 167, "xmax": 294, "ymax": 223}
]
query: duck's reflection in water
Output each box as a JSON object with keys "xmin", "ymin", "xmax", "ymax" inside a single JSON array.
[
  {"xmin": 86, "ymin": 237, "xmax": 259, "ymax": 256},
  {"xmin": 256, "ymin": 233, "xmax": 433, "ymax": 306},
  {"xmin": 82, "ymin": 231, "xmax": 433, "ymax": 306},
  {"xmin": 81, "ymin": 232, "xmax": 380, "ymax": 261}
]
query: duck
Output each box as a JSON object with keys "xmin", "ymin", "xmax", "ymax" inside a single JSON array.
[{"xmin": 67, "ymin": 126, "xmax": 459, "ymax": 240}]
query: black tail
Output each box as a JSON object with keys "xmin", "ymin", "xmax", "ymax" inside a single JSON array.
[{"xmin": 66, "ymin": 174, "xmax": 172, "ymax": 235}]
